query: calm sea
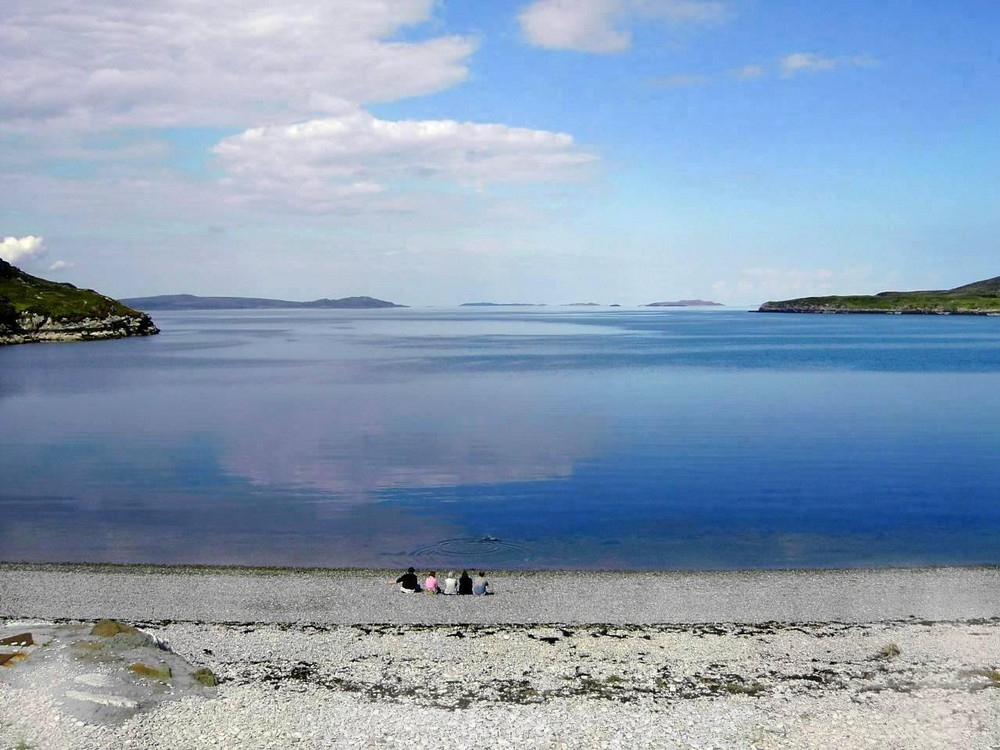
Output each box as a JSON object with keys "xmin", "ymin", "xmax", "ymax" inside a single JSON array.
[{"xmin": 2, "ymin": 308, "xmax": 999, "ymax": 570}]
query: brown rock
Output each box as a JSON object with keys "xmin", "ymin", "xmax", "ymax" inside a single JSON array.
[
  {"xmin": 0, "ymin": 633, "xmax": 33, "ymax": 647},
  {"xmin": 193, "ymin": 667, "xmax": 218, "ymax": 687},
  {"xmin": 129, "ymin": 662, "xmax": 172, "ymax": 680},
  {"xmin": 90, "ymin": 619, "xmax": 139, "ymax": 637}
]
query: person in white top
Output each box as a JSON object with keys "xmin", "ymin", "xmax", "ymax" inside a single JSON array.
[{"xmin": 442, "ymin": 571, "xmax": 459, "ymax": 595}]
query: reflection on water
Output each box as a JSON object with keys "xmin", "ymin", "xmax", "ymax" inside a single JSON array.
[
  {"xmin": 215, "ymin": 375, "xmax": 602, "ymax": 499},
  {"xmin": 1, "ymin": 308, "xmax": 1000, "ymax": 569}
]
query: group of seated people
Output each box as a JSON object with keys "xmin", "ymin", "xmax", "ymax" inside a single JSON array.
[{"xmin": 392, "ymin": 567, "xmax": 490, "ymax": 595}]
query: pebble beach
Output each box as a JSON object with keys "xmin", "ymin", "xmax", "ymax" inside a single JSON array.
[{"xmin": 2, "ymin": 564, "xmax": 1000, "ymax": 749}]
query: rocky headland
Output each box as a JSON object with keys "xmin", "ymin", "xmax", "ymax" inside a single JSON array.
[
  {"xmin": 0, "ymin": 260, "xmax": 158, "ymax": 346},
  {"xmin": 759, "ymin": 275, "xmax": 1000, "ymax": 315}
]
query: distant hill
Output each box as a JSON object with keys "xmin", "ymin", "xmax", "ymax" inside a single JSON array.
[
  {"xmin": 759, "ymin": 276, "xmax": 1000, "ymax": 315},
  {"xmin": 459, "ymin": 302, "xmax": 547, "ymax": 307},
  {"xmin": 122, "ymin": 294, "xmax": 406, "ymax": 310},
  {"xmin": 644, "ymin": 300, "xmax": 723, "ymax": 307},
  {"xmin": 0, "ymin": 259, "xmax": 158, "ymax": 346}
]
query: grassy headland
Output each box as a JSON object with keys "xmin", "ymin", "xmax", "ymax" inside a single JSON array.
[
  {"xmin": 0, "ymin": 258, "xmax": 158, "ymax": 344},
  {"xmin": 759, "ymin": 275, "xmax": 1000, "ymax": 314}
]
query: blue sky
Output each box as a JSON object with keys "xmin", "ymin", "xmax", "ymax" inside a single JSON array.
[{"xmin": 1, "ymin": 0, "xmax": 998, "ymax": 305}]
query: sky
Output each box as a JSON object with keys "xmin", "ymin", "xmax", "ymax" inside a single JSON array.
[{"xmin": 1, "ymin": 0, "xmax": 998, "ymax": 306}]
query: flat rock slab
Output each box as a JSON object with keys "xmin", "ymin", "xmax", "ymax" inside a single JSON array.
[
  {"xmin": 65, "ymin": 690, "xmax": 139, "ymax": 710},
  {"xmin": 74, "ymin": 672, "xmax": 122, "ymax": 689},
  {"xmin": 0, "ymin": 632, "xmax": 33, "ymax": 647},
  {"xmin": 0, "ymin": 620, "xmax": 215, "ymax": 727}
]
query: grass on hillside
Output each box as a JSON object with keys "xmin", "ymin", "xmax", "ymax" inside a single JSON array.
[
  {"xmin": 761, "ymin": 276, "xmax": 1000, "ymax": 313},
  {"xmin": 0, "ymin": 261, "xmax": 144, "ymax": 322},
  {"xmin": 767, "ymin": 293, "xmax": 1000, "ymax": 312},
  {"xmin": 761, "ymin": 275, "xmax": 1000, "ymax": 312}
]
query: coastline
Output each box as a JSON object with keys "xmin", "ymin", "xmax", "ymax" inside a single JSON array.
[
  {"xmin": 2, "ymin": 565, "xmax": 999, "ymax": 749},
  {"xmin": 4, "ymin": 563, "xmax": 1000, "ymax": 625}
]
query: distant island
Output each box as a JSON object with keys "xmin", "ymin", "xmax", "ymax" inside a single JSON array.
[
  {"xmin": 0, "ymin": 259, "xmax": 158, "ymax": 346},
  {"xmin": 759, "ymin": 276, "xmax": 1000, "ymax": 315},
  {"xmin": 644, "ymin": 300, "xmax": 723, "ymax": 307},
  {"xmin": 121, "ymin": 294, "xmax": 405, "ymax": 310},
  {"xmin": 459, "ymin": 302, "xmax": 547, "ymax": 307}
]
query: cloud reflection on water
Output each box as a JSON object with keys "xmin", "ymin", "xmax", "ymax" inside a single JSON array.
[{"xmin": 217, "ymin": 377, "xmax": 602, "ymax": 502}]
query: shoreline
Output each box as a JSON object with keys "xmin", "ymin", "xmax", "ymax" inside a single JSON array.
[
  {"xmin": 3, "ymin": 563, "xmax": 1000, "ymax": 625},
  {"xmin": 6, "ymin": 560, "xmax": 1000, "ymax": 573}
]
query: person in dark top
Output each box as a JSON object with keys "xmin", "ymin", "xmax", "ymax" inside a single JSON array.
[
  {"xmin": 392, "ymin": 566, "xmax": 421, "ymax": 592},
  {"xmin": 458, "ymin": 569, "xmax": 473, "ymax": 595}
]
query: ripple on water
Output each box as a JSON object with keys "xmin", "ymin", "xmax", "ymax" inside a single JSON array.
[{"xmin": 409, "ymin": 537, "xmax": 529, "ymax": 562}]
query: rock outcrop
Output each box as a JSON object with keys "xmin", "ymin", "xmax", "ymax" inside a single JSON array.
[{"xmin": 0, "ymin": 258, "xmax": 159, "ymax": 346}]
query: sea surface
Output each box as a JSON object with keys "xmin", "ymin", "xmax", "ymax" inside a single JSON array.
[{"xmin": 2, "ymin": 308, "xmax": 999, "ymax": 570}]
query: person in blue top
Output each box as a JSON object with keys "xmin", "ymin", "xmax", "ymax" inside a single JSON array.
[{"xmin": 472, "ymin": 571, "xmax": 490, "ymax": 596}]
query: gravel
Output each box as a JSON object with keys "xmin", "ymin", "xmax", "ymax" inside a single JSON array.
[
  {"xmin": 2, "ymin": 565, "xmax": 1000, "ymax": 749},
  {"xmin": 3, "ymin": 564, "xmax": 1000, "ymax": 625}
]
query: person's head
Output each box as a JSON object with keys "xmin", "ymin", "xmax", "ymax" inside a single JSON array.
[
  {"xmin": 448, "ymin": 571, "xmax": 456, "ymax": 579},
  {"xmin": 407, "ymin": 567, "xmax": 415, "ymax": 573},
  {"xmin": 461, "ymin": 570, "xmax": 468, "ymax": 577},
  {"xmin": 429, "ymin": 571, "xmax": 436, "ymax": 577},
  {"xmin": 478, "ymin": 571, "xmax": 485, "ymax": 577}
]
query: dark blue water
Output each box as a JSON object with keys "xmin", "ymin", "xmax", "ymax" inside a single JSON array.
[{"xmin": 2, "ymin": 308, "xmax": 999, "ymax": 570}]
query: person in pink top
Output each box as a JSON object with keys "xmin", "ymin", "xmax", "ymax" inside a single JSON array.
[{"xmin": 423, "ymin": 571, "xmax": 439, "ymax": 594}]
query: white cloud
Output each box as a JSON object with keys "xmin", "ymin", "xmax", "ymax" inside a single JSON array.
[
  {"xmin": 218, "ymin": 385, "xmax": 602, "ymax": 501},
  {"xmin": 713, "ymin": 55, "xmax": 879, "ymax": 83},
  {"xmin": 655, "ymin": 51, "xmax": 874, "ymax": 90},
  {"xmin": 0, "ymin": 0, "xmax": 475, "ymax": 131},
  {"xmin": 518, "ymin": 0, "xmax": 729, "ymax": 53},
  {"xmin": 781, "ymin": 53, "xmax": 839, "ymax": 75},
  {"xmin": 519, "ymin": 0, "xmax": 630, "ymax": 53},
  {"xmin": 211, "ymin": 106, "xmax": 597, "ymax": 211},
  {"xmin": 48, "ymin": 260, "xmax": 71, "ymax": 271},
  {"xmin": 735, "ymin": 64, "xmax": 765, "ymax": 80},
  {"xmin": 780, "ymin": 53, "xmax": 879, "ymax": 77},
  {"xmin": 0, "ymin": 235, "xmax": 45, "ymax": 264}
]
